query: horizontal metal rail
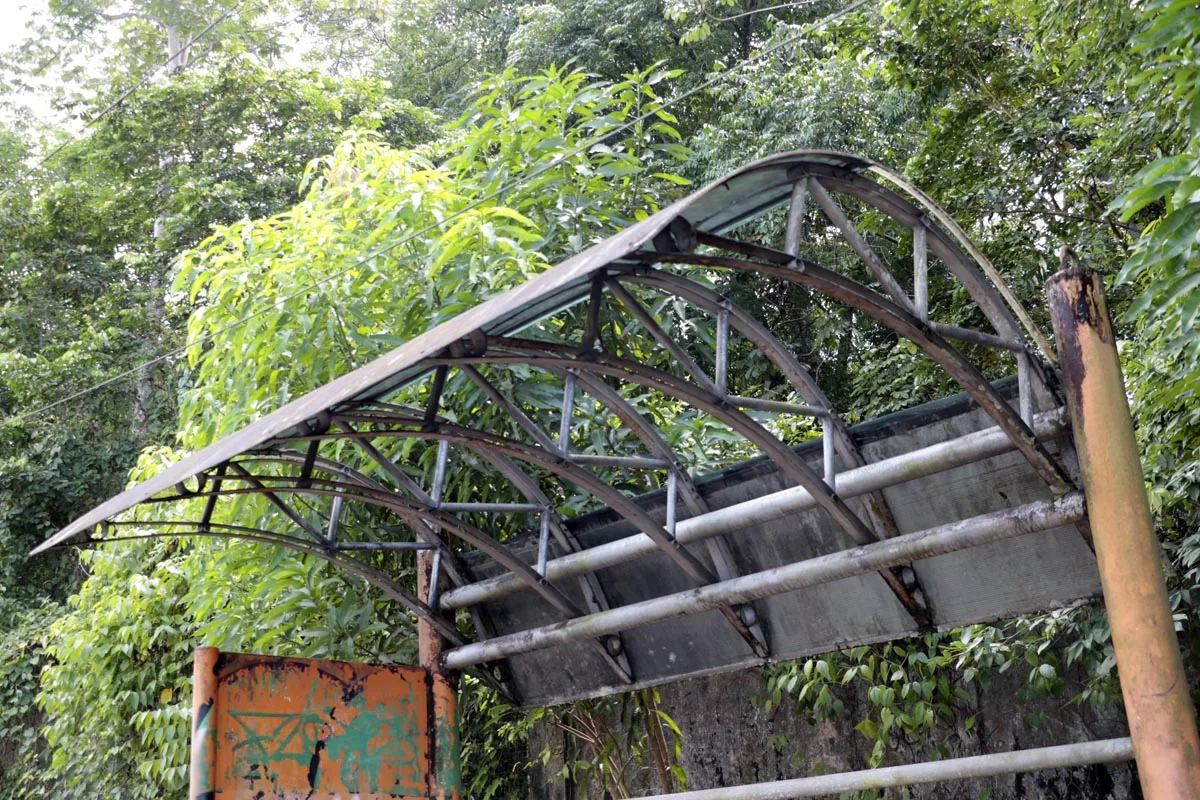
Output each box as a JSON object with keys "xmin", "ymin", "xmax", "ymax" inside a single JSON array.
[
  {"xmin": 729, "ymin": 395, "xmax": 829, "ymax": 417},
  {"xmin": 437, "ymin": 502, "xmax": 543, "ymax": 513},
  {"xmin": 633, "ymin": 737, "xmax": 1133, "ymax": 799},
  {"xmin": 568, "ymin": 454, "xmax": 672, "ymax": 469},
  {"xmin": 929, "ymin": 321, "xmax": 1026, "ymax": 353},
  {"xmin": 333, "ymin": 541, "xmax": 439, "ymax": 551},
  {"xmin": 440, "ymin": 408, "xmax": 1068, "ymax": 611},
  {"xmin": 441, "ymin": 491, "xmax": 1085, "ymax": 668}
]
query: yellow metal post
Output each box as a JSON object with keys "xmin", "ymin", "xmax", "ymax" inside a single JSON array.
[{"xmin": 1047, "ymin": 266, "xmax": 1200, "ymax": 797}]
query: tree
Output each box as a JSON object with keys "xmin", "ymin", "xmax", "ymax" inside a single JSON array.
[{"xmin": 34, "ymin": 64, "xmax": 693, "ymax": 796}]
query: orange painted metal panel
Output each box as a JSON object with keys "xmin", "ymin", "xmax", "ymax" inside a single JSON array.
[{"xmin": 190, "ymin": 648, "xmax": 461, "ymax": 799}]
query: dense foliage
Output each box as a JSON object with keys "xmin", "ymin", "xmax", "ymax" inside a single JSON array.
[{"xmin": 1, "ymin": 0, "xmax": 1198, "ymax": 796}]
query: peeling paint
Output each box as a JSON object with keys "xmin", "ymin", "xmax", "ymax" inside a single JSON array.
[{"xmin": 189, "ymin": 650, "xmax": 461, "ymax": 800}]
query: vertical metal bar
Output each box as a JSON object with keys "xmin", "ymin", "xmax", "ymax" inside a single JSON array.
[
  {"xmin": 427, "ymin": 548, "xmax": 444, "ymax": 609},
  {"xmin": 536, "ymin": 510, "xmax": 551, "ymax": 577},
  {"xmin": 198, "ymin": 463, "xmax": 226, "ymax": 531},
  {"xmin": 189, "ymin": 647, "xmax": 220, "ymax": 800},
  {"xmin": 423, "ymin": 365, "xmax": 449, "ymax": 431},
  {"xmin": 581, "ymin": 277, "xmax": 605, "ymax": 352},
  {"xmin": 822, "ymin": 416, "xmax": 836, "ymax": 492},
  {"xmin": 296, "ymin": 439, "xmax": 320, "ymax": 489},
  {"xmin": 558, "ymin": 371, "xmax": 576, "ymax": 458},
  {"xmin": 784, "ymin": 179, "xmax": 808, "ymax": 257},
  {"xmin": 715, "ymin": 309, "xmax": 729, "ymax": 396},
  {"xmin": 431, "ymin": 440, "xmax": 449, "ymax": 508},
  {"xmin": 807, "ymin": 177, "xmax": 917, "ymax": 314},
  {"xmin": 325, "ymin": 472, "xmax": 346, "ymax": 544},
  {"xmin": 666, "ymin": 471, "xmax": 678, "ymax": 537},
  {"xmin": 1047, "ymin": 266, "xmax": 1200, "ymax": 799},
  {"xmin": 417, "ymin": 544, "xmax": 458, "ymax": 798},
  {"xmin": 913, "ymin": 222, "xmax": 928, "ymax": 322},
  {"xmin": 1017, "ymin": 352, "xmax": 1034, "ymax": 426}
]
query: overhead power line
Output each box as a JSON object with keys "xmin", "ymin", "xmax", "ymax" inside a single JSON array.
[
  {"xmin": 7, "ymin": 0, "xmax": 82, "ymax": 61},
  {"xmin": 6, "ymin": 0, "xmax": 872, "ymax": 425},
  {"xmin": 0, "ymin": 2, "xmax": 240, "ymax": 203}
]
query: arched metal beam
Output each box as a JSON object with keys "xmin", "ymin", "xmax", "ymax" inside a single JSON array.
[
  {"xmin": 254, "ymin": 438, "xmax": 629, "ymax": 688},
  {"xmin": 161, "ymin": 472, "xmax": 587, "ymax": 621},
  {"xmin": 319, "ymin": 413, "xmax": 724, "ymax": 589},
  {"xmin": 477, "ymin": 350, "xmax": 771, "ymax": 656},
  {"xmin": 466, "ymin": 341, "xmax": 878, "ymax": 543},
  {"xmin": 424, "ymin": 344, "xmax": 929, "ymax": 620},
  {"xmin": 790, "ymin": 166, "xmax": 1058, "ymax": 398},
  {"xmin": 266, "ymin": 416, "xmax": 777, "ymax": 661},
  {"xmin": 77, "ymin": 519, "xmax": 465, "ymax": 645},
  {"xmin": 646, "ymin": 247, "xmax": 1075, "ymax": 497},
  {"xmin": 612, "ymin": 270, "xmax": 932, "ymax": 626},
  {"xmin": 471, "ymin": 447, "xmax": 634, "ymax": 682},
  {"xmin": 277, "ymin": 417, "xmax": 765, "ymax": 660}
]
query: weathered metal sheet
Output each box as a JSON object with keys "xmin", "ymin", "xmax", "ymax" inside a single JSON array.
[
  {"xmin": 460, "ymin": 382, "xmax": 1102, "ymax": 708},
  {"xmin": 189, "ymin": 649, "xmax": 461, "ymax": 799}
]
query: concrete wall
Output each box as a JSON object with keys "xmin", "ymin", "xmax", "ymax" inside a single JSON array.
[{"xmin": 525, "ymin": 660, "xmax": 1138, "ymax": 799}]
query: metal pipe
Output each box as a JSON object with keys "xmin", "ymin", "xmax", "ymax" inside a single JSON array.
[
  {"xmin": 929, "ymin": 321, "xmax": 1024, "ymax": 353},
  {"xmin": 1017, "ymin": 353, "xmax": 1034, "ymax": 425},
  {"xmin": 559, "ymin": 370, "xmax": 576, "ymax": 457},
  {"xmin": 431, "ymin": 440, "xmax": 449, "ymax": 506},
  {"xmin": 326, "ymin": 485, "xmax": 345, "ymax": 544},
  {"xmin": 783, "ymin": 180, "xmax": 807, "ymax": 257},
  {"xmin": 822, "ymin": 417, "xmax": 836, "ymax": 492},
  {"xmin": 438, "ymin": 502, "xmax": 542, "ymax": 513},
  {"xmin": 729, "ymin": 395, "xmax": 828, "ymax": 417},
  {"xmin": 568, "ymin": 454, "xmax": 671, "ymax": 469},
  {"xmin": 189, "ymin": 647, "xmax": 220, "ymax": 799},
  {"xmin": 440, "ymin": 408, "xmax": 1068, "ymax": 611},
  {"xmin": 334, "ymin": 541, "xmax": 438, "ymax": 551},
  {"xmin": 427, "ymin": 548, "xmax": 444, "ymax": 610},
  {"xmin": 442, "ymin": 493, "xmax": 1085, "ymax": 668},
  {"xmin": 1047, "ymin": 267, "xmax": 1200, "ymax": 798},
  {"xmin": 536, "ymin": 510, "xmax": 550, "ymax": 576},
  {"xmin": 715, "ymin": 309, "xmax": 729, "ymax": 396},
  {"xmin": 666, "ymin": 471, "xmax": 677, "ymax": 536},
  {"xmin": 913, "ymin": 222, "xmax": 928, "ymax": 321},
  {"xmin": 633, "ymin": 737, "xmax": 1133, "ymax": 799}
]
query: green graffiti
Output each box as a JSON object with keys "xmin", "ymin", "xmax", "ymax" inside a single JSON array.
[
  {"xmin": 225, "ymin": 672, "xmax": 426, "ymax": 796},
  {"xmin": 434, "ymin": 699, "xmax": 463, "ymax": 794},
  {"xmin": 325, "ymin": 699, "xmax": 423, "ymax": 795},
  {"xmin": 228, "ymin": 680, "xmax": 330, "ymax": 785}
]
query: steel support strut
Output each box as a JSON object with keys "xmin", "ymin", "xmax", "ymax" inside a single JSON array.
[
  {"xmin": 1047, "ymin": 266, "xmax": 1200, "ymax": 798},
  {"xmin": 418, "ymin": 547, "xmax": 459, "ymax": 799}
]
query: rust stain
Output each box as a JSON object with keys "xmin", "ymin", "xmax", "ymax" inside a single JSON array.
[
  {"xmin": 1047, "ymin": 267, "xmax": 1200, "ymax": 799},
  {"xmin": 189, "ymin": 650, "xmax": 462, "ymax": 800}
]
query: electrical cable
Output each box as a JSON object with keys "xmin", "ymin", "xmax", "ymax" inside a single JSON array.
[{"xmin": 0, "ymin": 1, "xmax": 241, "ymax": 202}]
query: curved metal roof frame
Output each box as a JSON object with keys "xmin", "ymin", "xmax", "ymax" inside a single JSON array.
[{"xmin": 30, "ymin": 150, "xmax": 1084, "ymax": 699}]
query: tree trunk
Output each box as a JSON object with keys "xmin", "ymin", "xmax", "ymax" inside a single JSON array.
[{"xmin": 133, "ymin": 23, "xmax": 188, "ymax": 439}]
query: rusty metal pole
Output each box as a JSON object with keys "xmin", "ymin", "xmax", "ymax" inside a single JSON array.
[
  {"xmin": 418, "ymin": 549, "xmax": 463, "ymax": 799},
  {"xmin": 188, "ymin": 646, "xmax": 220, "ymax": 800},
  {"xmin": 417, "ymin": 549, "xmax": 443, "ymax": 673},
  {"xmin": 1047, "ymin": 266, "xmax": 1200, "ymax": 798}
]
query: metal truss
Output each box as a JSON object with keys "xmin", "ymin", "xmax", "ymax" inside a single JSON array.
[{"xmin": 39, "ymin": 152, "xmax": 1085, "ymax": 705}]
